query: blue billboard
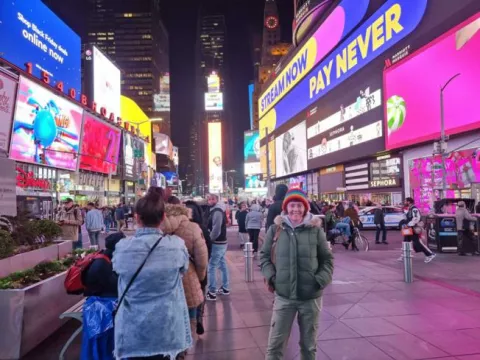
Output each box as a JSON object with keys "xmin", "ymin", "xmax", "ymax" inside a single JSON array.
[
  {"xmin": 248, "ymin": 84, "xmax": 254, "ymax": 129},
  {"xmin": 259, "ymin": 0, "xmax": 428, "ymax": 137},
  {"xmin": 0, "ymin": 0, "xmax": 81, "ymax": 94}
]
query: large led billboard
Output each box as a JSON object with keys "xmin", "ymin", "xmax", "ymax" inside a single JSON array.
[
  {"xmin": 0, "ymin": 72, "xmax": 17, "ymax": 154},
  {"xmin": 205, "ymin": 93, "xmax": 223, "ymax": 111},
  {"xmin": 385, "ymin": 13, "xmax": 480, "ymax": 150},
  {"xmin": 207, "ymin": 73, "xmax": 220, "ymax": 93},
  {"xmin": 248, "ymin": 84, "xmax": 254, "ymax": 129},
  {"xmin": 88, "ymin": 46, "xmax": 121, "ymax": 117},
  {"xmin": 123, "ymin": 132, "xmax": 145, "ymax": 180},
  {"xmin": 244, "ymin": 130, "xmax": 260, "ymax": 163},
  {"xmin": 9, "ymin": 76, "xmax": 83, "ymax": 171},
  {"xmin": 259, "ymin": 0, "xmax": 428, "ymax": 136},
  {"xmin": 275, "ymin": 121, "xmax": 307, "ymax": 177},
  {"xmin": 153, "ymin": 73, "xmax": 170, "ymax": 112},
  {"xmin": 153, "ymin": 132, "xmax": 173, "ymax": 158},
  {"xmin": 208, "ymin": 122, "xmax": 223, "ymax": 193},
  {"xmin": 0, "ymin": 0, "xmax": 81, "ymax": 94},
  {"xmin": 79, "ymin": 113, "xmax": 121, "ymax": 174}
]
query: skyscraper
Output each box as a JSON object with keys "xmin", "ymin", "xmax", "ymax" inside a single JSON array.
[{"xmin": 186, "ymin": 11, "xmax": 227, "ymax": 195}]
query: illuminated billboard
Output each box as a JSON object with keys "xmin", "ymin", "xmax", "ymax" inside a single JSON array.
[
  {"xmin": 153, "ymin": 133, "xmax": 173, "ymax": 158},
  {"xmin": 9, "ymin": 76, "xmax": 83, "ymax": 171},
  {"xmin": 248, "ymin": 84, "xmax": 254, "ymax": 129},
  {"xmin": 259, "ymin": 0, "xmax": 428, "ymax": 137},
  {"xmin": 208, "ymin": 122, "xmax": 223, "ymax": 193},
  {"xmin": 0, "ymin": 72, "xmax": 17, "ymax": 154},
  {"xmin": 123, "ymin": 132, "xmax": 145, "ymax": 180},
  {"xmin": 205, "ymin": 93, "xmax": 223, "ymax": 111},
  {"xmin": 154, "ymin": 73, "xmax": 170, "ymax": 112},
  {"xmin": 276, "ymin": 121, "xmax": 307, "ymax": 177},
  {"xmin": 244, "ymin": 130, "xmax": 260, "ymax": 163},
  {"xmin": 207, "ymin": 72, "xmax": 220, "ymax": 93},
  {"xmin": 0, "ymin": 0, "xmax": 81, "ymax": 95},
  {"xmin": 85, "ymin": 45, "xmax": 121, "ymax": 117},
  {"xmin": 79, "ymin": 113, "xmax": 122, "ymax": 174}
]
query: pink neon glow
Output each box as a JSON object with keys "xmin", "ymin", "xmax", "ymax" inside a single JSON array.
[
  {"xmin": 385, "ymin": 13, "xmax": 480, "ymax": 150},
  {"xmin": 313, "ymin": 6, "xmax": 346, "ymax": 64}
]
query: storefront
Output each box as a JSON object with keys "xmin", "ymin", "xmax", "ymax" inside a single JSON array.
[
  {"xmin": 318, "ymin": 165, "xmax": 345, "ymax": 203},
  {"xmin": 403, "ymin": 134, "xmax": 480, "ymax": 214},
  {"xmin": 345, "ymin": 155, "xmax": 403, "ymax": 206},
  {"xmin": 105, "ymin": 177, "xmax": 122, "ymax": 206},
  {"xmin": 57, "ymin": 171, "xmax": 106, "ymax": 206},
  {"xmin": 15, "ymin": 163, "xmax": 57, "ymax": 219}
]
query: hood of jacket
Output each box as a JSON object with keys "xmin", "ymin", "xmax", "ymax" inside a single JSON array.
[
  {"xmin": 275, "ymin": 213, "xmax": 322, "ymax": 229},
  {"xmin": 162, "ymin": 204, "xmax": 191, "ymax": 234},
  {"xmin": 250, "ymin": 204, "xmax": 262, "ymax": 212},
  {"xmin": 274, "ymin": 184, "xmax": 288, "ymax": 201},
  {"xmin": 210, "ymin": 202, "xmax": 225, "ymax": 212}
]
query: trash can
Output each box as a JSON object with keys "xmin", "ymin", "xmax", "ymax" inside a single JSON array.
[{"xmin": 425, "ymin": 214, "xmax": 458, "ymax": 253}]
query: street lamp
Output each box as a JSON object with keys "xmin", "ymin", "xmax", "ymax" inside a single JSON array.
[
  {"xmin": 439, "ymin": 73, "xmax": 461, "ymax": 196},
  {"xmin": 130, "ymin": 117, "xmax": 163, "ymax": 135}
]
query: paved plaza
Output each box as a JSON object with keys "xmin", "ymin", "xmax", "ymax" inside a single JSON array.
[{"xmin": 22, "ymin": 228, "xmax": 480, "ymax": 360}]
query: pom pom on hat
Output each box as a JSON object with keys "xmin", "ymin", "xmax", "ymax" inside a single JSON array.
[{"xmin": 282, "ymin": 188, "xmax": 310, "ymax": 213}]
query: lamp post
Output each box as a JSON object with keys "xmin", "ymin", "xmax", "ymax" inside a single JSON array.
[
  {"xmin": 439, "ymin": 73, "xmax": 461, "ymax": 197},
  {"xmin": 131, "ymin": 117, "xmax": 163, "ymax": 136}
]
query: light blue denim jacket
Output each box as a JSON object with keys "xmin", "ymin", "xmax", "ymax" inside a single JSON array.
[{"xmin": 112, "ymin": 228, "xmax": 192, "ymax": 359}]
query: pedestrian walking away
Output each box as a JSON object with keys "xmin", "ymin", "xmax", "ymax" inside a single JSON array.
[
  {"xmin": 246, "ymin": 204, "xmax": 263, "ymax": 253},
  {"xmin": 455, "ymin": 201, "xmax": 480, "ymax": 256},
  {"xmin": 206, "ymin": 193, "xmax": 230, "ymax": 301},
  {"xmin": 374, "ymin": 204, "xmax": 388, "ymax": 244},
  {"xmin": 85, "ymin": 202, "xmax": 104, "ymax": 248},
  {"xmin": 265, "ymin": 184, "xmax": 288, "ymax": 231},
  {"xmin": 260, "ymin": 188, "xmax": 334, "ymax": 360},
  {"xmin": 399, "ymin": 197, "xmax": 436, "ymax": 263},
  {"xmin": 235, "ymin": 202, "xmax": 249, "ymax": 248}
]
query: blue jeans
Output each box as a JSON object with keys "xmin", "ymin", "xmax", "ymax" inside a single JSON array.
[
  {"xmin": 104, "ymin": 218, "xmax": 112, "ymax": 233},
  {"xmin": 335, "ymin": 222, "xmax": 351, "ymax": 238},
  {"xmin": 73, "ymin": 229, "xmax": 83, "ymax": 250},
  {"xmin": 88, "ymin": 231, "xmax": 100, "ymax": 246},
  {"xmin": 207, "ymin": 244, "xmax": 229, "ymax": 293}
]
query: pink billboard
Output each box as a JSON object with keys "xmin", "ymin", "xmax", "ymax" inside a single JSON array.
[
  {"xmin": 409, "ymin": 149, "xmax": 480, "ymax": 213},
  {"xmin": 384, "ymin": 13, "xmax": 480, "ymax": 150}
]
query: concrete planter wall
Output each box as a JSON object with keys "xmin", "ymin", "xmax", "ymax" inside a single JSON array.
[
  {"xmin": 0, "ymin": 241, "xmax": 72, "ymax": 278},
  {"xmin": 0, "ymin": 271, "xmax": 82, "ymax": 360}
]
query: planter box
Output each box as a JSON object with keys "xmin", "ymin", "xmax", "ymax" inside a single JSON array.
[
  {"xmin": 0, "ymin": 271, "xmax": 82, "ymax": 359},
  {"xmin": 0, "ymin": 241, "xmax": 72, "ymax": 279}
]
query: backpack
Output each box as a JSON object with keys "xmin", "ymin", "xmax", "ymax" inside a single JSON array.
[
  {"xmin": 264, "ymin": 225, "xmax": 282, "ymax": 293},
  {"xmin": 64, "ymin": 252, "xmax": 111, "ymax": 295}
]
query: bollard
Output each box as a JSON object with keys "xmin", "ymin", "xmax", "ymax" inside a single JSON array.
[
  {"xmin": 402, "ymin": 241, "xmax": 413, "ymax": 283},
  {"xmin": 244, "ymin": 242, "xmax": 254, "ymax": 282}
]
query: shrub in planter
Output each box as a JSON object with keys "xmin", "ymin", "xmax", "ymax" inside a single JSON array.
[
  {"xmin": 0, "ymin": 230, "xmax": 14, "ymax": 259},
  {"xmin": 35, "ymin": 220, "xmax": 62, "ymax": 243}
]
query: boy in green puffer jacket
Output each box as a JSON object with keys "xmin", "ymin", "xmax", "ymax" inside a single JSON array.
[{"xmin": 260, "ymin": 188, "xmax": 334, "ymax": 360}]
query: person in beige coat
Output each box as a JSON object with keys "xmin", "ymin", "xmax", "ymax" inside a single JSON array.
[
  {"xmin": 161, "ymin": 201, "xmax": 209, "ymax": 335},
  {"xmin": 56, "ymin": 198, "xmax": 83, "ymax": 248}
]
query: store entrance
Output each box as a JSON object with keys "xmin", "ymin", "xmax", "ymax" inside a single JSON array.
[{"xmin": 348, "ymin": 192, "xmax": 403, "ymax": 207}]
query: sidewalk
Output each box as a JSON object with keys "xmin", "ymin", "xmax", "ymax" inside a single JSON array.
[{"xmin": 23, "ymin": 229, "xmax": 480, "ymax": 359}]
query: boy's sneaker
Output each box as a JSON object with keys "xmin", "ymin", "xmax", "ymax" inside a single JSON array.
[
  {"xmin": 424, "ymin": 253, "xmax": 436, "ymax": 263},
  {"xmin": 217, "ymin": 287, "xmax": 230, "ymax": 296},
  {"xmin": 206, "ymin": 291, "xmax": 217, "ymax": 301}
]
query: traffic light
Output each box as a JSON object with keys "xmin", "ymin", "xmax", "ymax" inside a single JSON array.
[{"xmin": 39, "ymin": 153, "xmax": 46, "ymax": 164}]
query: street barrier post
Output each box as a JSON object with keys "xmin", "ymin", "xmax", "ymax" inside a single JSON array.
[
  {"xmin": 244, "ymin": 242, "xmax": 254, "ymax": 282},
  {"xmin": 402, "ymin": 241, "xmax": 413, "ymax": 283}
]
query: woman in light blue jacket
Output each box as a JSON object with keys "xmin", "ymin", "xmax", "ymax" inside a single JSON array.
[
  {"xmin": 245, "ymin": 204, "xmax": 263, "ymax": 253},
  {"xmin": 113, "ymin": 187, "xmax": 192, "ymax": 360}
]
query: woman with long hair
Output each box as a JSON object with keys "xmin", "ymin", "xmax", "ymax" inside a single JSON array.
[{"xmin": 113, "ymin": 187, "xmax": 192, "ymax": 359}]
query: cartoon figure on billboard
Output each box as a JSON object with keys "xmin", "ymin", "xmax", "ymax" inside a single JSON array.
[{"xmin": 12, "ymin": 95, "xmax": 78, "ymax": 165}]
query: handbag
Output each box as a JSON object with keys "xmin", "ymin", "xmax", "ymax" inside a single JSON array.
[
  {"xmin": 113, "ymin": 236, "xmax": 163, "ymax": 321},
  {"xmin": 264, "ymin": 226, "xmax": 282, "ymax": 293},
  {"xmin": 401, "ymin": 227, "xmax": 413, "ymax": 236}
]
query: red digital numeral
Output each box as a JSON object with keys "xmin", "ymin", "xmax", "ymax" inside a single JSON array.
[
  {"xmin": 56, "ymin": 81, "xmax": 64, "ymax": 92},
  {"xmin": 25, "ymin": 62, "xmax": 33, "ymax": 74}
]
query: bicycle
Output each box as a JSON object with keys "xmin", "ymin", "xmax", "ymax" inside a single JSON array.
[{"xmin": 327, "ymin": 226, "xmax": 369, "ymax": 252}]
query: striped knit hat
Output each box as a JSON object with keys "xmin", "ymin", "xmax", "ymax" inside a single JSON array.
[{"xmin": 282, "ymin": 188, "xmax": 310, "ymax": 213}]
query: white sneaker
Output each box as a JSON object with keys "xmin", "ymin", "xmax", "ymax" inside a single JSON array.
[{"xmin": 424, "ymin": 253, "xmax": 436, "ymax": 263}]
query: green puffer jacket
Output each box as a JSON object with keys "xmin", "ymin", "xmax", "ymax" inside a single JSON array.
[{"xmin": 260, "ymin": 214, "xmax": 334, "ymax": 301}]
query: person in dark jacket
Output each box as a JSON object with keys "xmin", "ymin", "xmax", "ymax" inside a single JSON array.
[
  {"xmin": 235, "ymin": 202, "xmax": 249, "ymax": 248},
  {"xmin": 83, "ymin": 232, "xmax": 125, "ymax": 297},
  {"xmin": 374, "ymin": 205, "xmax": 388, "ymax": 244},
  {"xmin": 335, "ymin": 202, "xmax": 345, "ymax": 218},
  {"xmin": 265, "ymin": 184, "xmax": 288, "ymax": 231}
]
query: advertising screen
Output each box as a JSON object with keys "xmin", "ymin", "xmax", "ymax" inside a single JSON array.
[
  {"xmin": 205, "ymin": 93, "xmax": 223, "ymax": 111},
  {"xmin": 92, "ymin": 46, "xmax": 121, "ymax": 117},
  {"xmin": 172, "ymin": 146, "xmax": 179, "ymax": 167},
  {"xmin": 153, "ymin": 132, "xmax": 173, "ymax": 157},
  {"xmin": 245, "ymin": 162, "xmax": 261, "ymax": 176},
  {"xmin": 0, "ymin": 0, "xmax": 81, "ymax": 94},
  {"xmin": 245, "ymin": 174, "xmax": 267, "ymax": 192},
  {"xmin": 409, "ymin": 148, "xmax": 480, "ymax": 213},
  {"xmin": 208, "ymin": 122, "xmax": 223, "ymax": 193},
  {"xmin": 123, "ymin": 132, "xmax": 144, "ymax": 180},
  {"xmin": 9, "ymin": 76, "xmax": 83, "ymax": 170},
  {"xmin": 306, "ymin": 72, "xmax": 384, "ymax": 169},
  {"xmin": 153, "ymin": 73, "xmax": 170, "ymax": 112},
  {"xmin": 244, "ymin": 130, "xmax": 260, "ymax": 163},
  {"xmin": 207, "ymin": 73, "xmax": 220, "ymax": 93},
  {"xmin": 79, "ymin": 114, "xmax": 121, "ymax": 174},
  {"xmin": 248, "ymin": 84, "xmax": 254, "ymax": 129},
  {"xmin": 0, "ymin": 72, "xmax": 17, "ymax": 154},
  {"xmin": 385, "ymin": 13, "xmax": 480, "ymax": 150},
  {"xmin": 162, "ymin": 171, "xmax": 179, "ymax": 187},
  {"xmin": 259, "ymin": 0, "xmax": 428, "ymax": 135},
  {"xmin": 275, "ymin": 121, "xmax": 307, "ymax": 177}
]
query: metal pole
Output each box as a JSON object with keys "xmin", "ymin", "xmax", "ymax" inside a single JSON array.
[
  {"xmin": 244, "ymin": 241, "xmax": 254, "ymax": 282},
  {"xmin": 440, "ymin": 89, "xmax": 447, "ymax": 198},
  {"xmin": 265, "ymin": 127, "xmax": 271, "ymax": 197},
  {"xmin": 402, "ymin": 241, "xmax": 413, "ymax": 283}
]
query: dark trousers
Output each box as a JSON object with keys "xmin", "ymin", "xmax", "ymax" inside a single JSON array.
[
  {"xmin": 248, "ymin": 229, "xmax": 260, "ymax": 252},
  {"xmin": 405, "ymin": 233, "xmax": 433, "ymax": 256},
  {"xmin": 458, "ymin": 230, "xmax": 478, "ymax": 254},
  {"xmin": 347, "ymin": 223, "xmax": 358, "ymax": 250},
  {"xmin": 375, "ymin": 223, "xmax": 387, "ymax": 243}
]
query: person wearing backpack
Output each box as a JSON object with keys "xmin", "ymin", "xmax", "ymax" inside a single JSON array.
[
  {"xmin": 112, "ymin": 187, "xmax": 192, "ymax": 360},
  {"xmin": 260, "ymin": 188, "xmax": 334, "ymax": 360},
  {"xmin": 57, "ymin": 198, "xmax": 83, "ymax": 249}
]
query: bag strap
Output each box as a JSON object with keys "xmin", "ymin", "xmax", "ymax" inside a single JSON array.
[
  {"xmin": 273, "ymin": 225, "xmax": 282, "ymax": 243},
  {"xmin": 115, "ymin": 236, "xmax": 163, "ymax": 315}
]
